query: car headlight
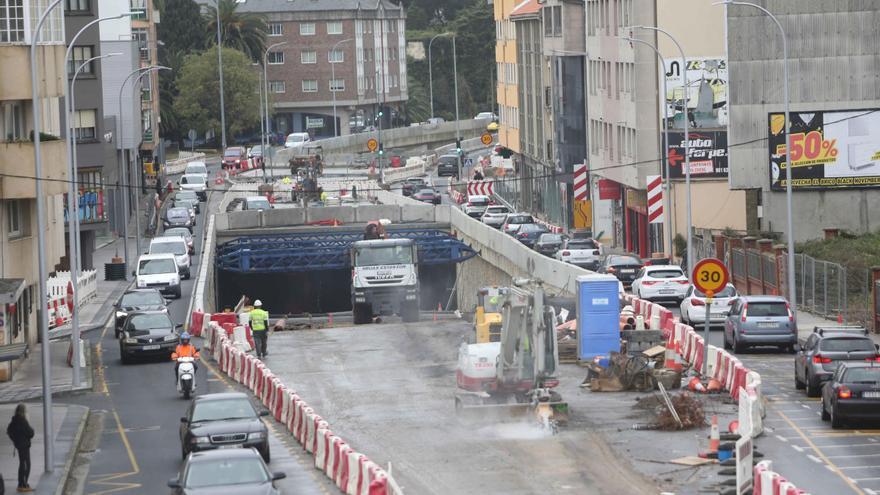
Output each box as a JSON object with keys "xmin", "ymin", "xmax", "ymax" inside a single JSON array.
[
  {"xmin": 247, "ymin": 432, "xmax": 267, "ymax": 440},
  {"xmin": 115, "ymin": 311, "xmax": 127, "ymax": 319},
  {"xmin": 191, "ymin": 436, "xmax": 210, "ymax": 445},
  {"xmin": 124, "ymin": 338, "xmax": 137, "ymax": 344},
  {"xmin": 164, "ymin": 335, "xmax": 178, "ymax": 342}
]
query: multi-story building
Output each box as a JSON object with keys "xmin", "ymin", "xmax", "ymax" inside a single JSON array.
[
  {"xmin": 234, "ymin": 0, "xmax": 407, "ymax": 138},
  {"xmin": 727, "ymin": 2, "xmax": 880, "ymax": 242},
  {"xmin": 131, "ymin": 0, "xmax": 161, "ymax": 164},
  {"xmin": 494, "ymin": 0, "xmax": 520, "ymax": 153},
  {"xmin": 0, "ymin": 1, "xmax": 69, "ymax": 380}
]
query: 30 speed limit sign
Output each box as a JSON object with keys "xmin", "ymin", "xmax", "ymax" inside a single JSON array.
[{"xmin": 692, "ymin": 258, "xmax": 729, "ymax": 297}]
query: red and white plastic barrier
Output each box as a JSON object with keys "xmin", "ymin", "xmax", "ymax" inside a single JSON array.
[{"xmin": 753, "ymin": 460, "xmax": 811, "ymax": 495}]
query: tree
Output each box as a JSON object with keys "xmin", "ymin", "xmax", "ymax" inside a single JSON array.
[
  {"xmin": 173, "ymin": 47, "xmax": 260, "ymax": 139},
  {"xmin": 404, "ymin": 73, "xmax": 431, "ymax": 123},
  {"xmin": 157, "ymin": 0, "xmax": 206, "ymax": 142},
  {"xmin": 204, "ymin": 0, "xmax": 267, "ymax": 62}
]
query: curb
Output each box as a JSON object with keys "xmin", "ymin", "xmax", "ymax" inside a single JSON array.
[{"xmin": 55, "ymin": 405, "xmax": 89, "ymax": 495}]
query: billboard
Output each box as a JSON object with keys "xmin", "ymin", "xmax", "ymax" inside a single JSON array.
[
  {"xmin": 663, "ymin": 57, "xmax": 727, "ymax": 129},
  {"xmin": 768, "ymin": 109, "xmax": 880, "ymax": 190},
  {"xmin": 665, "ymin": 131, "xmax": 728, "ymax": 179}
]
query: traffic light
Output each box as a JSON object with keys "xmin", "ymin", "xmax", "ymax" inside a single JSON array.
[
  {"xmin": 378, "ymin": 143, "xmax": 384, "ymax": 156},
  {"xmin": 455, "ymin": 138, "xmax": 462, "ymax": 155},
  {"xmin": 378, "ymin": 110, "xmax": 384, "ymax": 117}
]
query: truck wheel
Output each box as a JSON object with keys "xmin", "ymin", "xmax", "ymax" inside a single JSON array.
[
  {"xmin": 352, "ymin": 304, "xmax": 369, "ymax": 325},
  {"xmin": 401, "ymin": 302, "xmax": 419, "ymax": 323}
]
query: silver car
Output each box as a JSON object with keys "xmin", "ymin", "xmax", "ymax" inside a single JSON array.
[
  {"xmin": 795, "ymin": 326, "xmax": 877, "ymax": 397},
  {"xmin": 723, "ymin": 295, "xmax": 797, "ymax": 353}
]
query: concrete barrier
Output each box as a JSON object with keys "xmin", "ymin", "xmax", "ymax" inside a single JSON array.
[
  {"xmin": 262, "ymin": 207, "xmax": 307, "ymax": 227},
  {"xmin": 380, "ymin": 159, "xmax": 427, "ymax": 184},
  {"xmin": 165, "ymin": 152, "xmax": 207, "ymax": 175},
  {"xmin": 354, "ymin": 204, "xmax": 402, "ymax": 223}
]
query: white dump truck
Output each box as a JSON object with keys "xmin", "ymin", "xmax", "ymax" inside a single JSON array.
[{"xmin": 350, "ymin": 238, "xmax": 420, "ymax": 324}]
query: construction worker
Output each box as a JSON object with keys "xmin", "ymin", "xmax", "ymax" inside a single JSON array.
[
  {"xmin": 171, "ymin": 332, "xmax": 200, "ymax": 382},
  {"xmin": 249, "ymin": 300, "xmax": 270, "ymax": 359}
]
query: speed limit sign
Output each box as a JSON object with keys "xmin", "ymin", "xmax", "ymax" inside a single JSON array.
[{"xmin": 692, "ymin": 258, "xmax": 729, "ymax": 296}]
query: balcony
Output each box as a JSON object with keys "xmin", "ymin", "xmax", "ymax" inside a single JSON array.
[{"xmin": 0, "ymin": 140, "xmax": 68, "ymax": 198}]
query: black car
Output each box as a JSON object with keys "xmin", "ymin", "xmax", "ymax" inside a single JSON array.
[
  {"xmin": 514, "ymin": 223, "xmax": 549, "ymax": 248},
  {"xmin": 180, "ymin": 393, "xmax": 271, "ymax": 461},
  {"xmin": 437, "ymin": 154, "xmax": 459, "ymax": 177},
  {"xmin": 164, "ymin": 207, "xmax": 194, "ymax": 232},
  {"xmin": 114, "ymin": 289, "xmax": 168, "ymax": 338},
  {"xmin": 534, "ymin": 233, "xmax": 564, "ymax": 256},
  {"xmin": 597, "ymin": 254, "xmax": 644, "ymax": 287},
  {"xmin": 796, "ymin": 326, "xmax": 878, "ymax": 397},
  {"xmin": 821, "ymin": 362, "xmax": 880, "ymax": 428},
  {"xmin": 402, "ymin": 177, "xmax": 428, "ymax": 196},
  {"xmin": 412, "ymin": 188, "xmax": 442, "ymax": 205},
  {"xmin": 168, "ymin": 448, "xmax": 285, "ymax": 495},
  {"xmin": 119, "ymin": 311, "xmax": 181, "ymax": 364},
  {"xmin": 174, "ymin": 191, "xmax": 200, "ymax": 213}
]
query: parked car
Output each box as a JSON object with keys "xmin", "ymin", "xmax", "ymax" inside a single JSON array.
[
  {"xmin": 514, "ymin": 223, "xmax": 549, "ymax": 248},
  {"xmin": 135, "ymin": 253, "xmax": 181, "ymax": 298},
  {"xmin": 149, "ymin": 236, "xmax": 191, "ymax": 279},
  {"xmin": 247, "ymin": 145, "xmax": 264, "ymax": 166},
  {"xmin": 481, "ymin": 205, "xmax": 510, "ymax": 228},
  {"xmin": 114, "ymin": 289, "xmax": 167, "ymax": 338},
  {"xmin": 179, "ymin": 392, "xmax": 271, "ymax": 461},
  {"xmin": 679, "ymin": 284, "xmax": 738, "ymax": 326},
  {"xmin": 724, "ymin": 295, "xmax": 796, "ymax": 353},
  {"xmin": 631, "ymin": 265, "xmax": 689, "ymax": 303},
  {"xmin": 243, "ymin": 196, "xmax": 272, "ymax": 211},
  {"xmin": 597, "ymin": 254, "xmax": 643, "ymax": 287},
  {"xmin": 412, "ymin": 188, "xmax": 442, "ymax": 205},
  {"xmin": 119, "ymin": 310, "xmax": 180, "ymax": 364},
  {"xmin": 534, "ymin": 233, "xmax": 564, "ymax": 256},
  {"xmin": 284, "ymin": 132, "xmax": 311, "ymax": 149},
  {"xmin": 178, "ymin": 174, "xmax": 207, "ymax": 201},
  {"xmin": 796, "ymin": 326, "xmax": 878, "ymax": 397},
  {"xmin": 164, "ymin": 207, "xmax": 194, "ymax": 232},
  {"xmin": 437, "ymin": 154, "xmax": 459, "ymax": 177},
  {"xmin": 820, "ymin": 362, "xmax": 880, "ymax": 428},
  {"xmin": 221, "ymin": 147, "xmax": 246, "ymax": 170},
  {"xmin": 164, "ymin": 227, "xmax": 194, "ymax": 254},
  {"xmin": 174, "ymin": 191, "xmax": 200, "ymax": 214},
  {"xmin": 463, "ymin": 195, "xmax": 491, "ymax": 218},
  {"xmin": 184, "ymin": 161, "xmax": 208, "ymax": 181},
  {"xmin": 402, "ymin": 177, "xmax": 428, "ymax": 197},
  {"xmin": 554, "ymin": 238, "xmax": 602, "ymax": 270},
  {"xmin": 501, "ymin": 213, "xmax": 535, "ymax": 236},
  {"xmin": 474, "ymin": 112, "xmax": 498, "ymax": 121},
  {"xmin": 168, "ymin": 448, "xmax": 285, "ymax": 495}
]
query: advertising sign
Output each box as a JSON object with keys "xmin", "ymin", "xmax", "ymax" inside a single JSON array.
[
  {"xmin": 769, "ymin": 109, "xmax": 880, "ymax": 190},
  {"xmin": 663, "ymin": 57, "xmax": 728, "ymax": 129},
  {"xmin": 306, "ymin": 117, "xmax": 324, "ymax": 129},
  {"xmin": 666, "ymin": 131, "xmax": 729, "ymax": 179}
]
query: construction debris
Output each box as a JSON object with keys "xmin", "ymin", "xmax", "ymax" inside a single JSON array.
[{"xmin": 656, "ymin": 392, "xmax": 706, "ymax": 430}]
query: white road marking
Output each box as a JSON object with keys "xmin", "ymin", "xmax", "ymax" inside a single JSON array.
[
  {"xmin": 775, "ymin": 434, "xmax": 789, "ymax": 442},
  {"xmin": 807, "ymin": 454, "xmax": 824, "ymax": 464},
  {"xmin": 864, "ymin": 488, "xmax": 877, "ymax": 495},
  {"xmin": 792, "ymin": 445, "xmax": 804, "ymax": 452},
  {"xmin": 827, "ymin": 453, "xmax": 880, "ymax": 459}
]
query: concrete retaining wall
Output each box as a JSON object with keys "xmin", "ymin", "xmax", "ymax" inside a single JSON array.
[
  {"xmin": 221, "ymin": 202, "xmax": 447, "ymax": 230},
  {"xmin": 165, "ymin": 152, "xmax": 207, "ymax": 175}
]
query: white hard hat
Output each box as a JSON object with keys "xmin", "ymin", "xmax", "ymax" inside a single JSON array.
[{"xmin": 254, "ymin": 299, "xmax": 262, "ymax": 307}]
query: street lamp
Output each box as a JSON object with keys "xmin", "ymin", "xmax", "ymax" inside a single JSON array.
[
  {"xmin": 263, "ymin": 40, "xmax": 288, "ymax": 177},
  {"xmin": 632, "ymin": 25, "xmax": 693, "ymax": 278},
  {"xmin": 212, "ymin": 0, "xmax": 227, "ymax": 149},
  {"xmin": 427, "ymin": 32, "xmax": 452, "ymax": 120},
  {"xmin": 618, "ymin": 37, "xmax": 673, "ymax": 259},
  {"xmin": 330, "ymin": 38, "xmax": 353, "ymax": 137}
]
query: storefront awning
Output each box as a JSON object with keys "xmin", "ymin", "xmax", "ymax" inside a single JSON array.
[{"xmin": 0, "ymin": 279, "xmax": 25, "ymax": 305}]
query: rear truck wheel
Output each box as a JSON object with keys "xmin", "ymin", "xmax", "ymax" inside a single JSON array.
[
  {"xmin": 821, "ymin": 401, "xmax": 830, "ymax": 421},
  {"xmin": 401, "ymin": 301, "xmax": 419, "ymax": 323},
  {"xmin": 830, "ymin": 405, "xmax": 843, "ymax": 429},
  {"xmin": 794, "ymin": 366, "xmax": 806, "ymax": 390},
  {"xmin": 352, "ymin": 303, "xmax": 369, "ymax": 325},
  {"xmin": 806, "ymin": 379, "xmax": 821, "ymax": 398}
]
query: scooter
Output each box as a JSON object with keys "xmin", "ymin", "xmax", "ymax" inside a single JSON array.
[{"xmin": 176, "ymin": 356, "xmax": 197, "ymax": 399}]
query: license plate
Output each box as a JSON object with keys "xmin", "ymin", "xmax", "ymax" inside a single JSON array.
[
  {"xmin": 142, "ymin": 345, "xmax": 160, "ymax": 350},
  {"xmin": 620, "ymin": 269, "xmax": 634, "ymax": 274},
  {"xmin": 660, "ymin": 289, "xmax": 676, "ymax": 294},
  {"xmin": 757, "ymin": 322, "xmax": 777, "ymax": 328},
  {"xmin": 863, "ymin": 391, "xmax": 880, "ymax": 399},
  {"xmin": 218, "ymin": 444, "xmax": 240, "ymax": 449}
]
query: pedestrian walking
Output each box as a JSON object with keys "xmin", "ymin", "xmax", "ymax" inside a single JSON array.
[
  {"xmin": 249, "ymin": 300, "xmax": 270, "ymax": 359},
  {"xmin": 6, "ymin": 403, "xmax": 34, "ymax": 492}
]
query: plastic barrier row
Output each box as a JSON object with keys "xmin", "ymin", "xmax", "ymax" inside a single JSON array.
[
  {"xmin": 203, "ymin": 321, "xmax": 395, "ymax": 495},
  {"xmin": 754, "ymin": 460, "xmax": 810, "ymax": 495}
]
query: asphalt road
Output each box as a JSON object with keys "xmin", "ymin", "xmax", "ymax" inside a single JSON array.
[{"xmin": 61, "ymin": 158, "xmax": 334, "ymax": 495}]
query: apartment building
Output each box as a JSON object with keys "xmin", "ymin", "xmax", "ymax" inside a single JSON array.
[
  {"xmin": 0, "ymin": 1, "xmax": 69, "ymax": 380},
  {"xmin": 494, "ymin": 0, "xmax": 520, "ymax": 153},
  {"xmin": 131, "ymin": 0, "xmax": 161, "ymax": 163},
  {"xmin": 234, "ymin": 0, "xmax": 407, "ymax": 138}
]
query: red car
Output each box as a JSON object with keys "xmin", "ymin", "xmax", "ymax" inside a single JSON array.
[{"xmin": 222, "ymin": 147, "xmax": 246, "ymax": 170}]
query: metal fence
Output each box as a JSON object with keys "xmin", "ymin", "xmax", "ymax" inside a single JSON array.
[{"xmin": 795, "ymin": 253, "xmax": 873, "ymax": 325}]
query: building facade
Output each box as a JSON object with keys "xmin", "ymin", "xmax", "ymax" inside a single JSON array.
[
  {"xmin": 494, "ymin": 0, "xmax": 520, "ymax": 153},
  {"xmin": 131, "ymin": 0, "xmax": 161, "ymax": 164},
  {"xmin": 236, "ymin": 0, "xmax": 407, "ymax": 139}
]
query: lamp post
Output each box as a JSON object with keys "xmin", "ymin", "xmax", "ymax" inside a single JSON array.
[
  {"xmin": 714, "ymin": 1, "xmax": 795, "ymax": 320},
  {"xmin": 213, "ymin": 0, "xmax": 227, "ymax": 149},
  {"xmin": 331, "ymin": 38, "xmax": 354, "ymax": 137},
  {"xmin": 619, "ymin": 37, "xmax": 673, "ymax": 259},
  {"xmin": 263, "ymin": 41, "xmax": 288, "ymax": 178},
  {"xmin": 427, "ymin": 32, "xmax": 451, "ymax": 120},
  {"xmin": 632, "ymin": 25, "xmax": 692, "ymax": 277},
  {"xmin": 452, "ymin": 34, "xmax": 461, "ymax": 179},
  {"xmin": 30, "ymin": 0, "xmax": 64, "ymax": 470}
]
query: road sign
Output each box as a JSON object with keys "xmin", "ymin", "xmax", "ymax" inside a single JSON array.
[
  {"xmin": 367, "ymin": 138, "xmax": 378, "ymax": 152},
  {"xmin": 464, "ymin": 158, "xmax": 473, "ymax": 167},
  {"xmin": 692, "ymin": 258, "xmax": 729, "ymax": 295},
  {"xmin": 187, "ymin": 129, "xmax": 197, "ymax": 141},
  {"xmin": 66, "ymin": 281, "xmax": 74, "ymax": 315},
  {"xmin": 573, "ymin": 163, "xmax": 588, "ymax": 201},
  {"xmin": 647, "ymin": 175, "xmax": 663, "ymax": 224},
  {"xmin": 467, "ymin": 181, "xmax": 494, "ymax": 196},
  {"xmin": 480, "ymin": 132, "xmax": 493, "ymax": 146}
]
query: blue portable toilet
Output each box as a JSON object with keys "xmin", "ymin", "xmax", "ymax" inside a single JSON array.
[{"xmin": 576, "ymin": 274, "xmax": 621, "ymax": 361}]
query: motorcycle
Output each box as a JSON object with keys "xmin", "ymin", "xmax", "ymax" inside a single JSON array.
[{"xmin": 176, "ymin": 356, "xmax": 197, "ymax": 399}]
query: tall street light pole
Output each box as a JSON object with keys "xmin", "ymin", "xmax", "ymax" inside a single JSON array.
[
  {"xmin": 427, "ymin": 32, "xmax": 449, "ymax": 120},
  {"xmin": 30, "ymin": 0, "xmax": 64, "ymax": 470},
  {"xmin": 620, "ymin": 37, "xmax": 673, "ymax": 259},
  {"xmin": 256, "ymin": 63, "xmax": 265, "ymax": 182},
  {"xmin": 331, "ymin": 38, "xmax": 354, "ymax": 137},
  {"xmin": 452, "ymin": 34, "xmax": 461, "ymax": 179},
  {"xmin": 263, "ymin": 41, "xmax": 288, "ymax": 177},
  {"xmin": 715, "ymin": 0, "xmax": 796, "ymax": 320},
  {"xmin": 214, "ymin": 0, "xmax": 227, "ymax": 149}
]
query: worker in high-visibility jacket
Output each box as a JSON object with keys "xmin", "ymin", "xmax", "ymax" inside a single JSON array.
[{"xmin": 249, "ymin": 300, "xmax": 270, "ymax": 359}]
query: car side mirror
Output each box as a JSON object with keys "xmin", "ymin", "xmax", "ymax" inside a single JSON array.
[
  {"xmin": 175, "ymin": 323, "xmax": 184, "ymax": 329},
  {"xmin": 164, "ymin": 298, "xmax": 173, "ymax": 304},
  {"xmin": 272, "ymin": 472, "xmax": 287, "ymax": 481},
  {"xmin": 131, "ymin": 270, "xmax": 136, "ymax": 277},
  {"xmin": 259, "ymin": 410, "xmax": 270, "ymax": 417},
  {"xmin": 168, "ymin": 478, "xmax": 181, "ymax": 488},
  {"xmin": 180, "ymin": 416, "xmax": 187, "ymax": 423},
  {"xmin": 875, "ymin": 343, "xmax": 879, "ymax": 351}
]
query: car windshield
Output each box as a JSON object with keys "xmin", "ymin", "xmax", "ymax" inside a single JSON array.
[
  {"xmin": 568, "ymin": 240, "xmax": 598, "ymax": 249},
  {"xmin": 416, "ymin": 189, "xmax": 434, "ymax": 195},
  {"xmin": 120, "ymin": 291, "xmax": 164, "ymax": 307},
  {"xmin": 609, "ymin": 255, "xmax": 641, "ymax": 265},
  {"xmin": 694, "ymin": 286, "xmax": 737, "ymax": 298},
  {"xmin": 486, "ymin": 206, "xmax": 509, "ymax": 214},
  {"xmin": 287, "ymin": 135, "xmax": 305, "ymax": 143},
  {"xmin": 184, "ymin": 457, "xmax": 269, "ymax": 488},
  {"xmin": 519, "ymin": 224, "xmax": 546, "ymax": 233},
  {"xmin": 648, "ymin": 269, "xmax": 684, "ymax": 279},
  {"xmin": 508, "ymin": 215, "xmax": 533, "ymax": 224},
  {"xmin": 746, "ymin": 302, "xmax": 788, "ymax": 317},
  {"xmin": 469, "ymin": 197, "xmax": 489, "ymax": 206},
  {"xmin": 247, "ymin": 199, "xmax": 271, "ymax": 209},
  {"xmin": 191, "ymin": 398, "xmax": 256, "ymax": 422},
  {"xmin": 151, "ymin": 241, "xmax": 186, "ymax": 256},
  {"xmin": 177, "ymin": 191, "xmax": 197, "ymax": 201},
  {"xmin": 224, "ymin": 149, "xmax": 241, "ymax": 157},
  {"xmin": 165, "ymin": 228, "xmax": 192, "ymax": 240},
  {"xmin": 138, "ymin": 258, "xmax": 176, "ymax": 274},
  {"xmin": 843, "ymin": 367, "xmax": 880, "ymax": 383},
  {"xmin": 819, "ymin": 338, "xmax": 875, "ymax": 352},
  {"xmin": 355, "ymin": 245, "xmax": 414, "ymax": 266},
  {"xmin": 182, "ymin": 175, "xmax": 205, "ymax": 185},
  {"xmin": 440, "ymin": 156, "xmax": 457, "ymax": 164},
  {"xmin": 167, "ymin": 208, "xmax": 188, "ymax": 219},
  {"xmin": 127, "ymin": 313, "xmax": 172, "ymax": 331},
  {"xmin": 186, "ymin": 164, "xmax": 206, "ymax": 173},
  {"xmin": 540, "ymin": 234, "xmax": 563, "ymax": 243},
  {"xmin": 407, "ymin": 179, "xmax": 426, "ymax": 186}
]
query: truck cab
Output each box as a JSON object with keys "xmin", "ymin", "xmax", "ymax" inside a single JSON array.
[{"xmin": 350, "ymin": 238, "xmax": 420, "ymax": 324}]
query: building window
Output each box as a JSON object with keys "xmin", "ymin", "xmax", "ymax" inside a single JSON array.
[
  {"xmin": 71, "ymin": 169, "xmax": 106, "ymax": 223},
  {"xmin": 330, "ymin": 79, "xmax": 345, "ymax": 92},
  {"xmin": 65, "ymin": 0, "xmax": 90, "ymax": 12},
  {"xmin": 385, "ymin": 19, "xmax": 397, "ymax": 33},
  {"xmin": 130, "ymin": 0, "xmax": 146, "ymax": 19},
  {"xmin": 543, "ymin": 8, "xmax": 552, "ymax": 36},
  {"xmin": 267, "ymin": 51, "xmax": 284, "ymax": 64},
  {"xmin": 0, "ymin": 0, "xmax": 25, "ymax": 43},
  {"xmin": 267, "ymin": 23, "xmax": 282, "ymax": 36},
  {"xmin": 132, "ymin": 28, "xmax": 149, "ymax": 61},
  {"xmin": 327, "ymin": 21, "xmax": 342, "ymax": 35},
  {"xmin": 300, "ymin": 22, "xmax": 315, "ymax": 35},
  {"xmin": 300, "ymin": 50, "xmax": 315, "ymax": 64},
  {"xmin": 68, "ymin": 45, "xmax": 94, "ymax": 75},
  {"xmin": 552, "ymin": 6, "xmax": 562, "ymax": 36},
  {"xmin": 2, "ymin": 101, "xmax": 24, "ymax": 142},
  {"xmin": 6, "ymin": 200, "xmax": 29, "ymax": 239},
  {"xmin": 268, "ymin": 81, "xmax": 285, "ymax": 93},
  {"xmin": 141, "ymin": 75, "xmax": 152, "ymax": 101},
  {"xmin": 142, "ymin": 108, "xmax": 153, "ymax": 141},
  {"xmin": 328, "ymin": 48, "xmax": 344, "ymax": 64},
  {"xmin": 302, "ymin": 79, "xmax": 318, "ymax": 93},
  {"xmin": 74, "ymin": 109, "xmax": 97, "ymax": 141}
]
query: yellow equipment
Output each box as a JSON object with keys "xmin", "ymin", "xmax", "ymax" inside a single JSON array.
[{"xmin": 474, "ymin": 287, "xmax": 505, "ymax": 343}]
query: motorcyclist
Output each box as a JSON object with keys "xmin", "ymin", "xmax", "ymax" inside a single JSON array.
[{"xmin": 172, "ymin": 332, "xmax": 200, "ymax": 383}]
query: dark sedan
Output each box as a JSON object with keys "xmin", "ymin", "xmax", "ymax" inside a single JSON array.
[
  {"xmin": 412, "ymin": 188, "xmax": 442, "ymax": 205},
  {"xmin": 164, "ymin": 207, "xmax": 194, "ymax": 232},
  {"xmin": 534, "ymin": 233, "xmax": 564, "ymax": 257},
  {"xmin": 114, "ymin": 289, "xmax": 168, "ymax": 338},
  {"xmin": 402, "ymin": 177, "xmax": 428, "ymax": 196},
  {"xmin": 597, "ymin": 254, "xmax": 644, "ymax": 287},
  {"xmin": 119, "ymin": 311, "xmax": 181, "ymax": 364},
  {"xmin": 169, "ymin": 448, "xmax": 285, "ymax": 495},
  {"xmin": 821, "ymin": 362, "xmax": 880, "ymax": 428},
  {"xmin": 515, "ymin": 223, "xmax": 549, "ymax": 248},
  {"xmin": 180, "ymin": 393, "xmax": 270, "ymax": 462}
]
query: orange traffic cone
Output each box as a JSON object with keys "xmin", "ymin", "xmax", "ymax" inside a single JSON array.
[
  {"xmin": 688, "ymin": 376, "xmax": 707, "ymax": 393},
  {"xmin": 708, "ymin": 415, "xmax": 720, "ymax": 453}
]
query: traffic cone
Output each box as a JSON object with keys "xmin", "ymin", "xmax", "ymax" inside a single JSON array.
[
  {"xmin": 709, "ymin": 415, "xmax": 721, "ymax": 453},
  {"xmin": 688, "ymin": 376, "xmax": 706, "ymax": 393},
  {"xmin": 838, "ymin": 313, "xmax": 844, "ymax": 324}
]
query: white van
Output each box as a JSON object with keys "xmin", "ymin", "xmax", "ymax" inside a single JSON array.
[
  {"xmin": 284, "ymin": 132, "xmax": 311, "ymax": 149},
  {"xmin": 184, "ymin": 161, "xmax": 208, "ymax": 180},
  {"xmin": 178, "ymin": 174, "xmax": 207, "ymax": 201},
  {"xmin": 149, "ymin": 236, "xmax": 191, "ymax": 279},
  {"xmin": 135, "ymin": 253, "xmax": 181, "ymax": 299}
]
